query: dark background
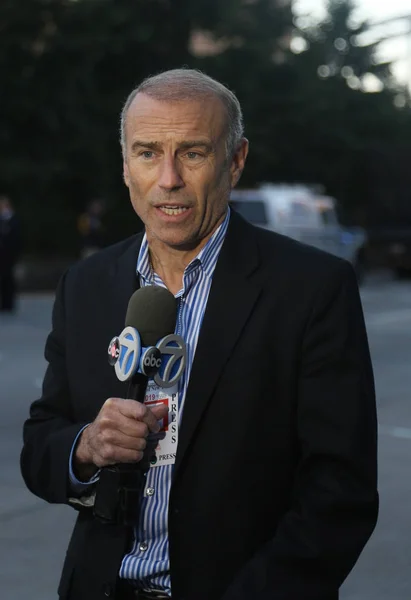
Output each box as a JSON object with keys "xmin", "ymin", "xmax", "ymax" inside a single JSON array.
[{"xmin": 1, "ymin": 0, "xmax": 411, "ymax": 262}]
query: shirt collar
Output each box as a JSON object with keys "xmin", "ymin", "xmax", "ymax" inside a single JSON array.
[
  {"xmin": 195, "ymin": 207, "xmax": 230, "ymax": 278},
  {"xmin": 137, "ymin": 207, "xmax": 231, "ymax": 284}
]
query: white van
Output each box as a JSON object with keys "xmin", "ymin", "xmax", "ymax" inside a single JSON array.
[{"xmin": 230, "ymin": 184, "xmax": 367, "ymax": 281}]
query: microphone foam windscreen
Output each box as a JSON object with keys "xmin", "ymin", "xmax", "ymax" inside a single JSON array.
[{"xmin": 125, "ymin": 285, "xmax": 178, "ymax": 346}]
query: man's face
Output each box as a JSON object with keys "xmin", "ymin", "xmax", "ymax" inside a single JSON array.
[{"xmin": 123, "ymin": 93, "xmax": 248, "ymax": 250}]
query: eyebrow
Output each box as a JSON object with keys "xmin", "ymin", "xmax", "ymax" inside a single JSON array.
[
  {"xmin": 130, "ymin": 139, "xmax": 213, "ymax": 153},
  {"xmin": 131, "ymin": 140, "xmax": 161, "ymax": 153},
  {"xmin": 178, "ymin": 140, "xmax": 213, "ymax": 152}
]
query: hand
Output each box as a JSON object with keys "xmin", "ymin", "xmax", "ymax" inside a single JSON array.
[{"xmin": 73, "ymin": 398, "xmax": 169, "ymax": 480}]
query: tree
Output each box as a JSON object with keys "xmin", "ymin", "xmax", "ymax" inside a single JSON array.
[
  {"xmin": 298, "ymin": 0, "xmax": 392, "ymax": 86},
  {"xmin": 0, "ymin": 0, "xmax": 294, "ymax": 254},
  {"xmin": 264, "ymin": 0, "xmax": 411, "ymax": 224},
  {"xmin": 1, "ymin": 0, "xmax": 410, "ymax": 255}
]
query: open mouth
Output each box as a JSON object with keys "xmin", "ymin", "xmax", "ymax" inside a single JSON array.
[{"xmin": 157, "ymin": 206, "xmax": 189, "ymax": 216}]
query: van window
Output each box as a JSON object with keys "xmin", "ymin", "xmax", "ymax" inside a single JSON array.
[
  {"xmin": 230, "ymin": 200, "xmax": 268, "ymax": 225},
  {"xmin": 319, "ymin": 207, "xmax": 338, "ymax": 225},
  {"xmin": 289, "ymin": 201, "xmax": 313, "ymax": 221}
]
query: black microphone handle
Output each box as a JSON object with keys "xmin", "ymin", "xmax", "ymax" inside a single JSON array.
[
  {"xmin": 127, "ymin": 371, "xmax": 149, "ymax": 405},
  {"xmin": 126, "ymin": 372, "xmax": 158, "ymax": 472},
  {"xmin": 99, "ymin": 372, "xmax": 152, "ymax": 526},
  {"xmin": 93, "ymin": 370, "xmax": 148, "ymax": 524}
]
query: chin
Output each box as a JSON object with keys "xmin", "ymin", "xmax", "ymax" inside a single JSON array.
[
  {"xmin": 167, "ymin": 239, "xmax": 198, "ymax": 251},
  {"xmin": 150, "ymin": 225, "xmax": 193, "ymax": 247},
  {"xmin": 156, "ymin": 233, "xmax": 198, "ymax": 251}
]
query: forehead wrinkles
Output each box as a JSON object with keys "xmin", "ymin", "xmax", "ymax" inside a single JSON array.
[{"xmin": 126, "ymin": 97, "xmax": 226, "ymax": 142}]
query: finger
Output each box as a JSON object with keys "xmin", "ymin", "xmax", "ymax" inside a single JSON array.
[
  {"xmin": 99, "ymin": 429, "xmax": 148, "ymax": 452},
  {"xmin": 151, "ymin": 404, "xmax": 169, "ymax": 418},
  {"xmin": 108, "ymin": 398, "xmax": 148, "ymax": 421},
  {"xmin": 95, "ymin": 446, "xmax": 144, "ymax": 467},
  {"xmin": 105, "ymin": 398, "xmax": 168, "ymax": 433},
  {"xmin": 150, "ymin": 404, "xmax": 169, "ymax": 428},
  {"xmin": 143, "ymin": 404, "xmax": 169, "ymax": 433},
  {"xmin": 98, "ymin": 411, "xmax": 150, "ymax": 439},
  {"xmin": 95, "ymin": 407, "xmax": 149, "ymax": 440}
]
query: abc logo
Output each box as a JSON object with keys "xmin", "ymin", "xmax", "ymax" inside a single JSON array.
[
  {"xmin": 144, "ymin": 355, "xmax": 162, "ymax": 369},
  {"xmin": 141, "ymin": 347, "xmax": 162, "ymax": 376}
]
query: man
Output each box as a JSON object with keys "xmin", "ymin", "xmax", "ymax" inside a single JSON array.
[
  {"xmin": 0, "ymin": 195, "xmax": 21, "ymax": 312},
  {"xmin": 20, "ymin": 69, "xmax": 378, "ymax": 600},
  {"xmin": 77, "ymin": 198, "xmax": 107, "ymax": 259}
]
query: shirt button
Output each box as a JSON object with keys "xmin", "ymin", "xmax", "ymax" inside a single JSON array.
[
  {"xmin": 146, "ymin": 487, "xmax": 155, "ymax": 496},
  {"xmin": 139, "ymin": 542, "xmax": 148, "ymax": 552}
]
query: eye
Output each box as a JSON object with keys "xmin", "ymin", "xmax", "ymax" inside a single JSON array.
[
  {"xmin": 186, "ymin": 151, "xmax": 202, "ymax": 160},
  {"xmin": 141, "ymin": 151, "xmax": 154, "ymax": 159}
]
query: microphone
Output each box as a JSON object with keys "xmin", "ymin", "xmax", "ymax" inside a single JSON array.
[
  {"xmin": 108, "ymin": 285, "xmax": 187, "ymax": 393},
  {"xmin": 124, "ymin": 285, "xmax": 178, "ymax": 398},
  {"xmin": 94, "ymin": 285, "xmax": 186, "ymax": 525}
]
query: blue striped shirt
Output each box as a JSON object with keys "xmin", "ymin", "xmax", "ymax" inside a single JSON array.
[{"xmin": 119, "ymin": 208, "xmax": 230, "ymax": 593}]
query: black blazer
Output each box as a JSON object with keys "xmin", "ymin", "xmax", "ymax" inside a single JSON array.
[{"xmin": 21, "ymin": 211, "xmax": 378, "ymax": 600}]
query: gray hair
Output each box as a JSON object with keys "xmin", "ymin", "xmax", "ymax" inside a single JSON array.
[{"xmin": 120, "ymin": 68, "xmax": 244, "ymax": 159}]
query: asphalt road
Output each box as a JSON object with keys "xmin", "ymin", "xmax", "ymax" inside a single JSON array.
[{"xmin": 1, "ymin": 271, "xmax": 410, "ymax": 599}]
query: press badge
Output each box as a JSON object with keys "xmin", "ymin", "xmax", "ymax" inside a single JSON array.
[{"xmin": 144, "ymin": 381, "xmax": 179, "ymax": 467}]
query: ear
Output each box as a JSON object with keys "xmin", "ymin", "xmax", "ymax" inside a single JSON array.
[
  {"xmin": 123, "ymin": 160, "xmax": 130, "ymax": 187},
  {"xmin": 230, "ymin": 138, "xmax": 249, "ymax": 188}
]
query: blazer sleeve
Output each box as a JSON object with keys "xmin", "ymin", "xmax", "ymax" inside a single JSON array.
[
  {"xmin": 20, "ymin": 270, "xmax": 89, "ymax": 505},
  {"xmin": 222, "ymin": 260, "xmax": 379, "ymax": 600}
]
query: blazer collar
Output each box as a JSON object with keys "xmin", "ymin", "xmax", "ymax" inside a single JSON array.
[
  {"xmin": 173, "ymin": 211, "xmax": 262, "ymax": 480},
  {"xmin": 105, "ymin": 232, "xmax": 144, "ymax": 347}
]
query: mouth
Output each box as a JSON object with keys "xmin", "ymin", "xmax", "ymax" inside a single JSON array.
[{"xmin": 156, "ymin": 205, "xmax": 190, "ymax": 216}]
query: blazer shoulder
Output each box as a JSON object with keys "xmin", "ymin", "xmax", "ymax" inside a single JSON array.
[
  {"xmin": 61, "ymin": 233, "xmax": 142, "ymax": 295},
  {"xmin": 253, "ymin": 226, "xmax": 355, "ymax": 287}
]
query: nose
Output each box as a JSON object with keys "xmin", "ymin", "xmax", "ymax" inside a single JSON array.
[{"xmin": 158, "ymin": 155, "xmax": 184, "ymax": 191}]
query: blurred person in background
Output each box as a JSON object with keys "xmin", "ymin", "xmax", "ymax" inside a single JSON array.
[
  {"xmin": 21, "ymin": 69, "xmax": 378, "ymax": 600},
  {"xmin": 77, "ymin": 197, "xmax": 106, "ymax": 258},
  {"xmin": 0, "ymin": 195, "xmax": 21, "ymax": 312}
]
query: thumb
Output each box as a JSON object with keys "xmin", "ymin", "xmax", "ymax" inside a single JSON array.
[{"xmin": 151, "ymin": 403, "xmax": 170, "ymax": 419}]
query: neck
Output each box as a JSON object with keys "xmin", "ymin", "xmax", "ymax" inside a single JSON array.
[
  {"xmin": 146, "ymin": 215, "xmax": 225, "ymax": 295},
  {"xmin": 149, "ymin": 245, "xmax": 191, "ymax": 295}
]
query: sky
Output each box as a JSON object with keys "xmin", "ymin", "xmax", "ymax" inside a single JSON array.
[{"xmin": 293, "ymin": 0, "xmax": 411, "ymax": 87}]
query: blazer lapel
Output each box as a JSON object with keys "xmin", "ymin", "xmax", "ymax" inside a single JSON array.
[
  {"xmin": 108, "ymin": 233, "xmax": 144, "ymax": 329},
  {"xmin": 173, "ymin": 212, "xmax": 262, "ymax": 479}
]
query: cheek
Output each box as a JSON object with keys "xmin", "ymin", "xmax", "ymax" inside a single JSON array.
[
  {"xmin": 209, "ymin": 168, "xmax": 231, "ymax": 201},
  {"xmin": 195, "ymin": 164, "xmax": 227, "ymax": 197},
  {"xmin": 125, "ymin": 171, "xmax": 147, "ymax": 214},
  {"xmin": 127, "ymin": 166, "xmax": 152, "ymax": 197}
]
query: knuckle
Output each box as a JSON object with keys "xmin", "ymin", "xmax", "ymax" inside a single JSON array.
[
  {"xmin": 135, "ymin": 402, "xmax": 147, "ymax": 418},
  {"xmin": 104, "ymin": 397, "xmax": 116, "ymax": 410},
  {"xmin": 103, "ymin": 397, "xmax": 123, "ymax": 415},
  {"xmin": 98, "ymin": 416, "xmax": 111, "ymax": 432},
  {"xmin": 100, "ymin": 445, "xmax": 113, "ymax": 461},
  {"xmin": 100, "ymin": 428, "xmax": 112, "ymax": 443},
  {"xmin": 139, "ymin": 423, "xmax": 149, "ymax": 438}
]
